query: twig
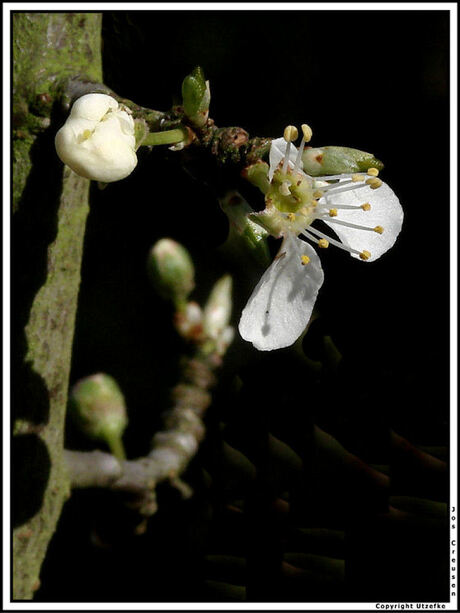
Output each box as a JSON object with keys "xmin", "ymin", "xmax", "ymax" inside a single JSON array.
[
  {"xmin": 63, "ymin": 77, "xmax": 272, "ymax": 167},
  {"xmin": 64, "ymin": 352, "xmax": 219, "ymax": 517}
]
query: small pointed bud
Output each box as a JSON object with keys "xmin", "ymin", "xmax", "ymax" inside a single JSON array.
[
  {"xmin": 69, "ymin": 374, "xmax": 128, "ymax": 460},
  {"xmin": 174, "ymin": 301, "xmax": 204, "ymax": 341},
  {"xmin": 147, "ymin": 238, "xmax": 195, "ymax": 306},
  {"xmin": 181, "ymin": 66, "xmax": 210, "ymax": 127},
  {"xmin": 203, "ymin": 275, "xmax": 233, "ymax": 341},
  {"xmin": 219, "ymin": 191, "xmax": 270, "ymax": 268},
  {"xmin": 302, "ymin": 146, "xmax": 384, "ymax": 176}
]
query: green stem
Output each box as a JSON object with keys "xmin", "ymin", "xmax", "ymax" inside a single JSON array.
[
  {"xmin": 142, "ymin": 128, "xmax": 188, "ymax": 146},
  {"xmin": 105, "ymin": 432, "xmax": 126, "ymax": 461}
]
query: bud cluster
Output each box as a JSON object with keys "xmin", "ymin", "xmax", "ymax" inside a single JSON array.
[{"xmin": 147, "ymin": 238, "xmax": 233, "ymax": 355}]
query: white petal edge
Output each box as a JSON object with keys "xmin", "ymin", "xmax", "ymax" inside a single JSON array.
[
  {"xmin": 239, "ymin": 234, "xmax": 324, "ymax": 351},
  {"xmin": 321, "ymin": 180, "xmax": 403, "ymax": 262}
]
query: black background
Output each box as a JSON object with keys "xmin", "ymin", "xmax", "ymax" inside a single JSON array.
[{"xmin": 35, "ymin": 9, "xmax": 450, "ymax": 603}]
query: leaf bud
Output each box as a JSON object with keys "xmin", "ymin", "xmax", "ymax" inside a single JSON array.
[
  {"xmin": 181, "ymin": 66, "xmax": 210, "ymax": 127},
  {"xmin": 69, "ymin": 374, "xmax": 128, "ymax": 460},
  {"xmin": 302, "ymin": 146, "xmax": 384, "ymax": 176},
  {"xmin": 147, "ymin": 238, "xmax": 195, "ymax": 306}
]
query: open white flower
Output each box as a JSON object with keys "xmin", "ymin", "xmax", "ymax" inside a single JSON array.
[
  {"xmin": 239, "ymin": 125, "xmax": 404, "ymax": 351},
  {"xmin": 55, "ymin": 93, "xmax": 137, "ymax": 182}
]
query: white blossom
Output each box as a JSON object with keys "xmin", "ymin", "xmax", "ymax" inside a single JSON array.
[
  {"xmin": 55, "ymin": 93, "xmax": 137, "ymax": 182},
  {"xmin": 239, "ymin": 125, "xmax": 404, "ymax": 351}
]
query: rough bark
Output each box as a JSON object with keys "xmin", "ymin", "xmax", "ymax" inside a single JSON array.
[{"xmin": 12, "ymin": 13, "xmax": 103, "ymax": 599}]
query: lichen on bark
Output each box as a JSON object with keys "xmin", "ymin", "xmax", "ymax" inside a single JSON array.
[{"xmin": 12, "ymin": 12, "xmax": 103, "ymax": 600}]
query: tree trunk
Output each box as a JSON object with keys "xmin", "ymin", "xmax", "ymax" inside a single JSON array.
[{"xmin": 12, "ymin": 12, "xmax": 103, "ymax": 599}]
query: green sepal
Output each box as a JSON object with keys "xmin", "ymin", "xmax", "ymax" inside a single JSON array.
[
  {"xmin": 242, "ymin": 161, "xmax": 270, "ymax": 194},
  {"xmin": 134, "ymin": 118, "xmax": 149, "ymax": 149},
  {"xmin": 219, "ymin": 191, "xmax": 270, "ymax": 268},
  {"xmin": 302, "ymin": 146, "xmax": 384, "ymax": 176}
]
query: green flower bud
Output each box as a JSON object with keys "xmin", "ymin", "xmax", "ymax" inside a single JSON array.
[
  {"xmin": 302, "ymin": 146, "xmax": 384, "ymax": 176},
  {"xmin": 203, "ymin": 275, "xmax": 233, "ymax": 341},
  {"xmin": 70, "ymin": 374, "xmax": 128, "ymax": 460},
  {"xmin": 219, "ymin": 191, "xmax": 270, "ymax": 268},
  {"xmin": 147, "ymin": 238, "xmax": 195, "ymax": 307},
  {"xmin": 181, "ymin": 66, "xmax": 210, "ymax": 127}
]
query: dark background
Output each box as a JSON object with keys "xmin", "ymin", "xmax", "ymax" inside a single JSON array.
[{"xmin": 36, "ymin": 10, "xmax": 450, "ymax": 603}]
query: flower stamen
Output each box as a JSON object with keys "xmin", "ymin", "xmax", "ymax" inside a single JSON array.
[
  {"xmin": 320, "ymin": 217, "xmax": 385, "ymax": 234},
  {"xmin": 366, "ymin": 177, "xmax": 383, "ymax": 189},
  {"xmin": 282, "ymin": 125, "xmax": 298, "ymax": 174},
  {"xmin": 303, "ymin": 225, "xmax": 367, "ymax": 259},
  {"xmin": 316, "ymin": 181, "xmax": 369, "ymax": 196},
  {"xmin": 294, "ymin": 123, "xmax": 313, "ymax": 172},
  {"xmin": 317, "ymin": 202, "xmax": 371, "ymax": 212},
  {"xmin": 301, "ymin": 255, "xmax": 310, "ymax": 265}
]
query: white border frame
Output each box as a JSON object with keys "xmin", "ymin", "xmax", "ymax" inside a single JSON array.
[{"xmin": 3, "ymin": 3, "xmax": 458, "ymax": 611}]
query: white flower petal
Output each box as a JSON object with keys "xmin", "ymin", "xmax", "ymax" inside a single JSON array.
[
  {"xmin": 70, "ymin": 93, "xmax": 118, "ymax": 122},
  {"xmin": 268, "ymin": 137, "xmax": 301, "ymax": 182},
  {"xmin": 321, "ymin": 180, "xmax": 403, "ymax": 261},
  {"xmin": 239, "ymin": 234, "xmax": 324, "ymax": 351}
]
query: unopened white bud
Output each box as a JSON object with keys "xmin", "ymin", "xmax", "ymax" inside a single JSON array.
[
  {"xmin": 203, "ymin": 275, "xmax": 233, "ymax": 340},
  {"xmin": 55, "ymin": 93, "xmax": 137, "ymax": 182}
]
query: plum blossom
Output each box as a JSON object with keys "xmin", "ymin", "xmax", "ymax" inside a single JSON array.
[
  {"xmin": 55, "ymin": 93, "xmax": 137, "ymax": 182},
  {"xmin": 239, "ymin": 125, "xmax": 404, "ymax": 351}
]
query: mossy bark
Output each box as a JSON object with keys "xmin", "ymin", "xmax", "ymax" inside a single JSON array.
[{"xmin": 12, "ymin": 13, "xmax": 103, "ymax": 599}]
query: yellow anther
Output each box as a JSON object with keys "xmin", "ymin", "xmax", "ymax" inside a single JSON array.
[
  {"xmin": 329, "ymin": 209, "xmax": 338, "ymax": 217},
  {"xmin": 361, "ymin": 202, "xmax": 371, "ymax": 211},
  {"xmin": 301, "ymin": 255, "xmax": 310, "ymax": 266},
  {"xmin": 313, "ymin": 190, "xmax": 323, "ymax": 199},
  {"xmin": 301, "ymin": 123, "xmax": 313, "ymax": 142},
  {"xmin": 318, "ymin": 238, "xmax": 329, "ymax": 249},
  {"xmin": 284, "ymin": 125, "xmax": 298, "ymax": 142},
  {"xmin": 366, "ymin": 177, "xmax": 383, "ymax": 189},
  {"xmin": 374, "ymin": 225, "xmax": 384, "ymax": 234},
  {"xmin": 359, "ymin": 250, "xmax": 371, "ymax": 261},
  {"xmin": 352, "ymin": 174, "xmax": 365, "ymax": 182},
  {"xmin": 279, "ymin": 182, "xmax": 291, "ymax": 196},
  {"xmin": 311, "ymin": 200, "xmax": 318, "ymax": 208},
  {"xmin": 367, "ymin": 167, "xmax": 379, "ymax": 177},
  {"xmin": 287, "ymin": 212, "xmax": 296, "ymax": 222}
]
